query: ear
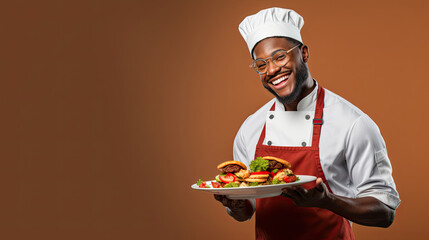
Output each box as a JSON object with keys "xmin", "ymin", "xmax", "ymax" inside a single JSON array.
[{"xmin": 301, "ymin": 45, "xmax": 309, "ymax": 63}]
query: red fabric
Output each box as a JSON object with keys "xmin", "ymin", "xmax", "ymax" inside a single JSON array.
[{"xmin": 254, "ymin": 87, "xmax": 354, "ymax": 240}]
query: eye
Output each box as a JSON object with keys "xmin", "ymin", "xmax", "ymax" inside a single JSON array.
[
  {"xmin": 257, "ymin": 65, "xmax": 266, "ymax": 71},
  {"xmin": 255, "ymin": 61, "xmax": 266, "ymax": 69},
  {"xmin": 275, "ymin": 53, "xmax": 287, "ymax": 61}
]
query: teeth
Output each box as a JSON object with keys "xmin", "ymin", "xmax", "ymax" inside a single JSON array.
[{"xmin": 272, "ymin": 75, "xmax": 288, "ymax": 85}]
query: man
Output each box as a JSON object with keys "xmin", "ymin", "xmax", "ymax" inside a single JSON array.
[{"xmin": 214, "ymin": 7, "xmax": 400, "ymax": 239}]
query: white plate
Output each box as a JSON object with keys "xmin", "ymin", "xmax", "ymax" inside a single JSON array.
[{"xmin": 191, "ymin": 175, "xmax": 317, "ymax": 199}]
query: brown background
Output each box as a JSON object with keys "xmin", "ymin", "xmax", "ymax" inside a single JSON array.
[{"xmin": 1, "ymin": 0, "xmax": 428, "ymax": 239}]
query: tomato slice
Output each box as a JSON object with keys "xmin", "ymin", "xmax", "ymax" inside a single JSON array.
[
  {"xmin": 251, "ymin": 171, "xmax": 269, "ymax": 175},
  {"xmin": 219, "ymin": 173, "xmax": 237, "ymax": 183},
  {"xmin": 283, "ymin": 175, "xmax": 297, "ymax": 183},
  {"xmin": 198, "ymin": 182, "xmax": 207, "ymax": 188},
  {"xmin": 211, "ymin": 181, "xmax": 221, "ymax": 188},
  {"xmin": 270, "ymin": 169, "xmax": 283, "ymax": 178}
]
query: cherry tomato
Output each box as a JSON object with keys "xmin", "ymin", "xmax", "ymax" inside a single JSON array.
[
  {"xmin": 199, "ymin": 181, "xmax": 207, "ymax": 188},
  {"xmin": 283, "ymin": 175, "xmax": 297, "ymax": 183}
]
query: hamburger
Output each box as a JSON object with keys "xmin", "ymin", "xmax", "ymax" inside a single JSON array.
[
  {"xmin": 214, "ymin": 160, "xmax": 250, "ymax": 188},
  {"xmin": 245, "ymin": 156, "xmax": 298, "ymax": 186},
  {"xmin": 198, "ymin": 157, "xmax": 298, "ymax": 188},
  {"xmin": 262, "ymin": 156, "xmax": 298, "ymax": 184}
]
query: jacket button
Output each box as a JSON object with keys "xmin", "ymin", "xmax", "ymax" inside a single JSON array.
[
  {"xmin": 267, "ymin": 141, "xmax": 272, "ymax": 145},
  {"xmin": 301, "ymin": 142, "xmax": 307, "ymax": 147},
  {"xmin": 305, "ymin": 115, "xmax": 310, "ymax": 120},
  {"xmin": 269, "ymin": 114, "xmax": 274, "ymax": 119}
]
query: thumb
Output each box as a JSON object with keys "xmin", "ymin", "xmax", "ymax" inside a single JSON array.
[{"xmin": 315, "ymin": 178, "xmax": 324, "ymax": 192}]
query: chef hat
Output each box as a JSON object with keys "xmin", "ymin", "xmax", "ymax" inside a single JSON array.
[{"xmin": 238, "ymin": 7, "xmax": 304, "ymax": 57}]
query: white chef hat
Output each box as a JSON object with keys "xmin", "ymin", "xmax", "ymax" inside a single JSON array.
[{"xmin": 238, "ymin": 7, "xmax": 304, "ymax": 57}]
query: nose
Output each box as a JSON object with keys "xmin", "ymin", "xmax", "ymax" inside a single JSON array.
[{"xmin": 266, "ymin": 59, "xmax": 281, "ymax": 76}]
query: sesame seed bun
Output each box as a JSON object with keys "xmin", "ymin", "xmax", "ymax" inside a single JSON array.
[
  {"xmin": 216, "ymin": 161, "xmax": 247, "ymax": 170},
  {"xmin": 262, "ymin": 156, "xmax": 291, "ymax": 168}
]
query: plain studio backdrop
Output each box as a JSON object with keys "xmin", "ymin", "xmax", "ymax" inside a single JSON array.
[{"xmin": 1, "ymin": 0, "xmax": 427, "ymax": 239}]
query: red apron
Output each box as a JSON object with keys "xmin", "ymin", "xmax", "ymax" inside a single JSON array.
[{"xmin": 255, "ymin": 87, "xmax": 354, "ymax": 240}]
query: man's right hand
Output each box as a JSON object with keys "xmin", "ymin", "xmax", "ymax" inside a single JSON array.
[{"xmin": 214, "ymin": 195, "xmax": 254, "ymax": 222}]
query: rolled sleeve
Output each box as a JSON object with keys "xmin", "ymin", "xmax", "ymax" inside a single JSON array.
[
  {"xmin": 345, "ymin": 115, "xmax": 401, "ymax": 209},
  {"xmin": 230, "ymin": 118, "xmax": 256, "ymax": 219}
]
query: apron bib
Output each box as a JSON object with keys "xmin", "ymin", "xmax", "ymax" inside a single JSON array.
[{"xmin": 255, "ymin": 87, "xmax": 354, "ymax": 240}]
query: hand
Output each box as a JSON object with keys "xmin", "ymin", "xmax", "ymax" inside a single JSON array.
[
  {"xmin": 281, "ymin": 178, "xmax": 331, "ymax": 208},
  {"xmin": 214, "ymin": 194, "xmax": 248, "ymax": 210},
  {"xmin": 214, "ymin": 194, "xmax": 254, "ymax": 221}
]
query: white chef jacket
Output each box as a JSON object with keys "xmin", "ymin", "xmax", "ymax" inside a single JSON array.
[{"xmin": 233, "ymin": 82, "xmax": 401, "ymax": 210}]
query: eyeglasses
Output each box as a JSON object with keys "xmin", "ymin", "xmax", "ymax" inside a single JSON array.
[{"xmin": 249, "ymin": 45, "xmax": 300, "ymax": 74}]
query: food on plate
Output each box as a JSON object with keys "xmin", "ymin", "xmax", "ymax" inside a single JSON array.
[
  {"xmin": 245, "ymin": 170, "xmax": 270, "ymax": 183},
  {"xmin": 215, "ymin": 160, "xmax": 250, "ymax": 187},
  {"xmin": 245, "ymin": 156, "xmax": 298, "ymax": 186},
  {"xmin": 196, "ymin": 156, "xmax": 299, "ymax": 188},
  {"xmin": 260, "ymin": 156, "xmax": 298, "ymax": 185},
  {"xmin": 197, "ymin": 179, "xmax": 209, "ymax": 188}
]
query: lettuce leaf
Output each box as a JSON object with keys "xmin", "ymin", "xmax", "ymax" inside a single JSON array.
[
  {"xmin": 196, "ymin": 179, "xmax": 203, "ymax": 186},
  {"xmin": 272, "ymin": 178, "xmax": 285, "ymax": 185},
  {"xmin": 250, "ymin": 157, "xmax": 269, "ymax": 172},
  {"xmin": 215, "ymin": 175, "xmax": 222, "ymax": 183},
  {"xmin": 223, "ymin": 182, "xmax": 240, "ymax": 188},
  {"xmin": 248, "ymin": 182, "xmax": 260, "ymax": 187}
]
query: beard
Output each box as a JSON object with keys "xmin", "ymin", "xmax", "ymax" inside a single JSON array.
[{"xmin": 263, "ymin": 60, "xmax": 309, "ymax": 105}]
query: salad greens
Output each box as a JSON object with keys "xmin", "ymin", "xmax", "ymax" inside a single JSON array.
[
  {"xmin": 272, "ymin": 178, "xmax": 285, "ymax": 185},
  {"xmin": 223, "ymin": 182, "xmax": 240, "ymax": 188},
  {"xmin": 248, "ymin": 182, "xmax": 260, "ymax": 187},
  {"xmin": 249, "ymin": 157, "xmax": 269, "ymax": 172}
]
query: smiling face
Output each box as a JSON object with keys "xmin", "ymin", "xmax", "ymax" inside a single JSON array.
[{"xmin": 253, "ymin": 37, "xmax": 312, "ymax": 107}]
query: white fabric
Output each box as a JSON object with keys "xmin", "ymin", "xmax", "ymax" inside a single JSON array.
[
  {"xmin": 239, "ymin": 7, "xmax": 304, "ymax": 57},
  {"xmin": 264, "ymin": 83, "xmax": 317, "ymax": 146},
  {"xmin": 233, "ymin": 83, "xmax": 401, "ymax": 210}
]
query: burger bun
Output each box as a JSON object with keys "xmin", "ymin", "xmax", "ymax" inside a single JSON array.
[
  {"xmin": 217, "ymin": 160, "xmax": 247, "ymax": 170},
  {"xmin": 262, "ymin": 156, "xmax": 291, "ymax": 168},
  {"xmin": 245, "ymin": 173, "xmax": 269, "ymax": 182}
]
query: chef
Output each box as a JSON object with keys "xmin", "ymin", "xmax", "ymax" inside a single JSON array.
[{"xmin": 214, "ymin": 7, "xmax": 401, "ymax": 240}]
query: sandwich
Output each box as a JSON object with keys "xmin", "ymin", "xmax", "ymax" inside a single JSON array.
[
  {"xmin": 214, "ymin": 160, "xmax": 251, "ymax": 188},
  {"xmin": 262, "ymin": 156, "xmax": 298, "ymax": 184},
  {"xmin": 196, "ymin": 157, "xmax": 298, "ymax": 188},
  {"xmin": 244, "ymin": 156, "xmax": 298, "ymax": 186}
]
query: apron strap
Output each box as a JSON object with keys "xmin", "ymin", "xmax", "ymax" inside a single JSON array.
[
  {"xmin": 311, "ymin": 87, "xmax": 325, "ymax": 147},
  {"xmin": 256, "ymin": 86, "xmax": 325, "ymax": 147}
]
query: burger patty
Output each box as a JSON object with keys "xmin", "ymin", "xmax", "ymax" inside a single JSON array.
[
  {"xmin": 268, "ymin": 160, "xmax": 284, "ymax": 170},
  {"xmin": 221, "ymin": 164, "xmax": 242, "ymax": 174}
]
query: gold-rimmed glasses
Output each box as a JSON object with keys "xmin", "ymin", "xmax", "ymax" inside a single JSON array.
[{"xmin": 249, "ymin": 45, "xmax": 300, "ymax": 74}]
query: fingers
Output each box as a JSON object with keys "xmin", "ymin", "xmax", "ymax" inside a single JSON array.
[
  {"xmin": 282, "ymin": 186, "xmax": 307, "ymax": 199},
  {"xmin": 281, "ymin": 178, "xmax": 328, "ymax": 207},
  {"xmin": 214, "ymin": 194, "xmax": 224, "ymax": 202},
  {"xmin": 213, "ymin": 194, "xmax": 229, "ymax": 206},
  {"xmin": 214, "ymin": 195, "xmax": 246, "ymax": 209}
]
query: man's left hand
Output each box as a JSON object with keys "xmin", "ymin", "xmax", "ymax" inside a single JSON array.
[{"xmin": 281, "ymin": 177, "xmax": 331, "ymax": 208}]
